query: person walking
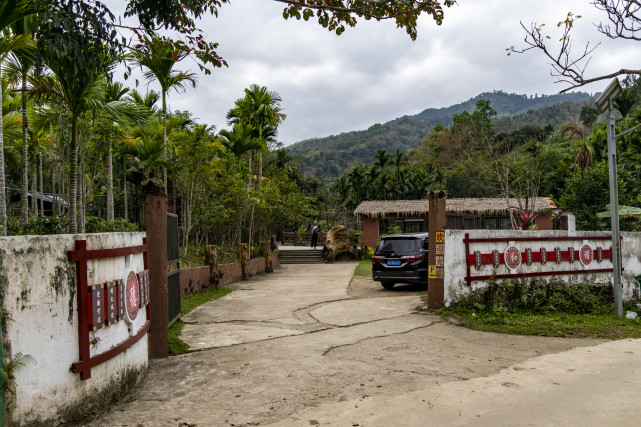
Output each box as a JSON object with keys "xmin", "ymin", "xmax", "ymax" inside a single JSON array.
[{"xmin": 310, "ymin": 221, "xmax": 320, "ymax": 249}]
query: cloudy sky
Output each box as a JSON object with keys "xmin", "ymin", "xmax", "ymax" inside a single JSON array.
[{"xmin": 108, "ymin": 1, "xmax": 641, "ymax": 145}]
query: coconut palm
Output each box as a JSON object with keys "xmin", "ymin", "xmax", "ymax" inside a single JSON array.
[
  {"xmin": 132, "ymin": 33, "xmax": 197, "ymax": 189},
  {"xmin": 227, "ymin": 84, "xmax": 286, "ymax": 186},
  {"xmin": 0, "ymin": 0, "xmax": 35, "ymax": 234},
  {"xmin": 560, "ymin": 122, "xmax": 594, "ymax": 172}
]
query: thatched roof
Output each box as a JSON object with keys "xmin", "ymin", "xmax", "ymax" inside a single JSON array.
[{"xmin": 354, "ymin": 197, "xmax": 555, "ymax": 217}]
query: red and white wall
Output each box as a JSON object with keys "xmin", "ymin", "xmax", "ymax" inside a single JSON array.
[
  {"xmin": 443, "ymin": 230, "xmax": 641, "ymax": 307},
  {"xmin": 0, "ymin": 233, "xmax": 149, "ymax": 426}
]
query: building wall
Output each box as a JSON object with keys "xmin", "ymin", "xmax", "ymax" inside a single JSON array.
[
  {"xmin": 362, "ymin": 216, "xmax": 379, "ymax": 248},
  {"xmin": 0, "ymin": 233, "xmax": 149, "ymax": 426},
  {"xmin": 443, "ymin": 230, "xmax": 641, "ymax": 307},
  {"xmin": 535, "ymin": 211, "xmax": 554, "ymax": 230}
]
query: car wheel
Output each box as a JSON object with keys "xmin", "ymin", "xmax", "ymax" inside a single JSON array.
[{"xmin": 381, "ymin": 281, "xmax": 395, "ymax": 290}]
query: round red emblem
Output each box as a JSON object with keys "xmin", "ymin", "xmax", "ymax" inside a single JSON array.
[
  {"xmin": 579, "ymin": 245, "xmax": 593, "ymax": 266},
  {"xmin": 125, "ymin": 270, "xmax": 140, "ymax": 321},
  {"xmin": 504, "ymin": 246, "xmax": 521, "ymax": 270}
]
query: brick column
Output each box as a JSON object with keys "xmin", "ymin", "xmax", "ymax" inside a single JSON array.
[{"xmin": 144, "ymin": 181, "xmax": 168, "ymax": 358}]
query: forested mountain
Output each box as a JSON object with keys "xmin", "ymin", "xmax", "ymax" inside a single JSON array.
[{"xmin": 288, "ymin": 91, "xmax": 594, "ymax": 178}]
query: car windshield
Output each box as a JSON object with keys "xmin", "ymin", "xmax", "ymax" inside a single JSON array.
[{"xmin": 376, "ymin": 238, "xmax": 422, "ymax": 255}]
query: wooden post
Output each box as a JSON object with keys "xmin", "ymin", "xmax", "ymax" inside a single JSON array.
[
  {"xmin": 261, "ymin": 241, "xmax": 272, "ymax": 273},
  {"xmin": 428, "ymin": 192, "xmax": 447, "ymax": 310},
  {"xmin": 237, "ymin": 243, "xmax": 249, "ymax": 280},
  {"xmin": 144, "ymin": 181, "xmax": 168, "ymax": 358},
  {"xmin": 205, "ymin": 245, "xmax": 219, "ymax": 288}
]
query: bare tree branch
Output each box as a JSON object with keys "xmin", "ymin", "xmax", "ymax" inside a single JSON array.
[{"xmin": 511, "ymin": 4, "xmax": 641, "ymax": 92}]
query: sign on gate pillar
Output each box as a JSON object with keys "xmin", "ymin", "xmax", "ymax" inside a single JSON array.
[{"xmin": 428, "ymin": 192, "xmax": 446, "ymax": 309}]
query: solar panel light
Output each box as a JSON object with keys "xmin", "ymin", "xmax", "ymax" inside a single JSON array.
[{"xmin": 595, "ymin": 78, "xmax": 623, "ymax": 114}]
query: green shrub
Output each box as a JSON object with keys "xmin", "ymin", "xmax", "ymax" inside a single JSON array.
[
  {"xmin": 454, "ymin": 280, "xmax": 613, "ymax": 315},
  {"xmin": 84, "ymin": 216, "xmax": 139, "ymax": 233}
]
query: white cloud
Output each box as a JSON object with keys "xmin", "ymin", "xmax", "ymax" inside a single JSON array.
[{"xmin": 105, "ymin": 0, "xmax": 641, "ymax": 144}]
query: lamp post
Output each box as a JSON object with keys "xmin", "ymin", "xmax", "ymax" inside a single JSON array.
[{"xmin": 595, "ymin": 78, "xmax": 630, "ymax": 317}]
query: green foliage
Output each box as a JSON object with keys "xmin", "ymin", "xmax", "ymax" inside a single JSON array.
[
  {"xmin": 84, "ymin": 217, "xmax": 138, "ymax": 233},
  {"xmin": 289, "ymin": 91, "xmax": 593, "ymax": 179},
  {"xmin": 6, "ymin": 215, "xmax": 68, "ymax": 235},
  {"xmin": 453, "ymin": 281, "xmax": 613, "ymax": 315}
]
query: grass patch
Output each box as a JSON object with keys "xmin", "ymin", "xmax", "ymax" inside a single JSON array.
[
  {"xmin": 354, "ymin": 259, "xmax": 372, "ymax": 277},
  {"xmin": 441, "ymin": 310, "xmax": 641, "ymax": 339},
  {"xmin": 168, "ymin": 286, "xmax": 233, "ymax": 355},
  {"xmin": 440, "ymin": 280, "xmax": 641, "ymax": 339}
]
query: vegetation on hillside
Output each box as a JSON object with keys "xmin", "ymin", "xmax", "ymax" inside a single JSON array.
[
  {"xmin": 331, "ymin": 79, "xmax": 641, "ymax": 232},
  {"xmin": 288, "ymin": 91, "xmax": 593, "ymax": 178}
]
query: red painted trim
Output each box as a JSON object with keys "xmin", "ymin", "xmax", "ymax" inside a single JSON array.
[
  {"xmin": 72, "ymin": 240, "xmax": 91, "ymax": 380},
  {"xmin": 68, "ymin": 238, "xmax": 149, "ymax": 380},
  {"xmin": 468, "ymin": 268, "xmax": 617, "ymax": 282},
  {"xmin": 463, "ymin": 235, "xmax": 622, "ymax": 287},
  {"xmin": 464, "ymin": 233, "xmax": 471, "ymax": 287},
  {"xmin": 68, "ymin": 244, "xmax": 148, "ymax": 262},
  {"xmin": 72, "ymin": 320, "xmax": 150, "ymax": 375},
  {"xmin": 467, "ymin": 248, "xmax": 614, "ymax": 266},
  {"xmin": 463, "ymin": 235, "xmax": 615, "ymax": 243}
]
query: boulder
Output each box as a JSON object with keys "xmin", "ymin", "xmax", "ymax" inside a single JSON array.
[{"xmin": 321, "ymin": 225, "xmax": 361, "ymax": 262}]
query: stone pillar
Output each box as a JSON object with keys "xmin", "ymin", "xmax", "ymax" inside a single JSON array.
[
  {"xmin": 205, "ymin": 245, "xmax": 219, "ymax": 288},
  {"xmin": 261, "ymin": 241, "xmax": 272, "ymax": 273},
  {"xmin": 428, "ymin": 191, "xmax": 447, "ymax": 310},
  {"xmin": 144, "ymin": 181, "xmax": 168, "ymax": 358},
  {"xmin": 237, "ymin": 243, "xmax": 249, "ymax": 280}
]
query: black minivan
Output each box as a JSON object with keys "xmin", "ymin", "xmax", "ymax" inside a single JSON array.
[{"xmin": 372, "ymin": 233, "xmax": 429, "ymax": 289}]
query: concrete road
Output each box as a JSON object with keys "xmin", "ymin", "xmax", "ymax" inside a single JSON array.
[{"xmin": 82, "ymin": 263, "xmax": 641, "ymax": 426}]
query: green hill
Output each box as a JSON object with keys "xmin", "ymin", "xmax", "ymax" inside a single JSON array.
[{"xmin": 287, "ymin": 91, "xmax": 594, "ymax": 178}]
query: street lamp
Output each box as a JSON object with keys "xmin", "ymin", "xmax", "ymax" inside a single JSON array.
[{"xmin": 594, "ymin": 77, "xmax": 641, "ymax": 317}]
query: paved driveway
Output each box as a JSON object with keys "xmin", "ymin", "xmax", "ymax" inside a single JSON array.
[{"xmin": 82, "ymin": 263, "xmax": 641, "ymax": 426}]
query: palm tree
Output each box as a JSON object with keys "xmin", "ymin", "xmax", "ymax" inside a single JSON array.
[
  {"xmin": 218, "ymin": 123, "xmax": 265, "ymax": 169},
  {"xmin": 0, "ymin": 0, "xmax": 35, "ymax": 234},
  {"xmin": 560, "ymin": 122, "xmax": 594, "ymax": 172},
  {"xmin": 132, "ymin": 33, "xmax": 197, "ymax": 189},
  {"xmin": 227, "ymin": 84, "xmax": 286, "ymax": 186},
  {"xmin": 8, "ymin": 15, "xmax": 35, "ymax": 224}
]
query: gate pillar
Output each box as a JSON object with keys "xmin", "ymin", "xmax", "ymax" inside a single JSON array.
[
  {"xmin": 428, "ymin": 191, "xmax": 446, "ymax": 309},
  {"xmin": 144, "ymin": 181, "xmax": 169, "ymax": 358}
]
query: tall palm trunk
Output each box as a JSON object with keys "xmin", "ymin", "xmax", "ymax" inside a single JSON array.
[
  {"xmin": 0, "ymin": 70, "xmax": 7, "ymax": 235},
  {"xmin": 162, "ymin": 90, "xmax": 167, "ymax": 189},
  {"xmin": 51, "ymin": 169, "xmax": 56, "ymax": 215},
  {"xmin": 38, "ymin": 153, "xmax": 44, "ymax": 217},
  {"xmin": 123, "ymin": 156, "xmax": 128, "ymax": 219},
  {"xmin": 69, "ymin": 114, "xmax": 78, "ymax": 233},
  {"xmin": 30, "ymin": 160, "xmax": 36, "ymax": 217},
  {"xmin": 106, "ymin": 134, "xmax": 114, "ymax": 221},
  {"xmin": 20, "ymin": 72, "xmax": 28, "ymax": 223}
]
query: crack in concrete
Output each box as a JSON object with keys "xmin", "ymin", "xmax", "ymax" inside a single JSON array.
[
  {"xmin": 291, "ymin": 297, "xmax": 352, "ymax": 324},
  {"xmin": 321, "ymin": 321, "xmax": 443, "ymax": 356}
]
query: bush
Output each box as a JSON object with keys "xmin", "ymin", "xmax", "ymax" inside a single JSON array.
[
  {"xmin": 4, "ymin": 215, "xmax": 138, "ymax": 235},
  {"xmin": 84, "ymin": 216, "xmax": 139, "ymax": 233},
  {"xmin": 454, "ymin": 280, "xmax": 613, "ymax": 315},
  {"xmin": 6, "ymin": 215, "xmax": 69, "ymax": 235}
]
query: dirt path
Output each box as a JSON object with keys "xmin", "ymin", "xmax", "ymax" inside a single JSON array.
[{"xmin": 81, "ymin": 264, "xmax": 606, "ymax": 427}]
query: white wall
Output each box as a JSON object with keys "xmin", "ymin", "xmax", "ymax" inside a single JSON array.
[
  {"xmin": 0, "ymin": 233, "xmax": 149, "ymax": 426},
  {"xmin": 444, "ymin": 230, "xmax": 641, "ymax": 307}
]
